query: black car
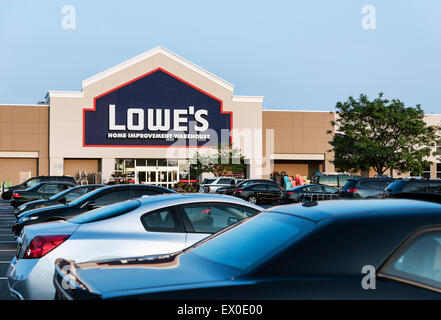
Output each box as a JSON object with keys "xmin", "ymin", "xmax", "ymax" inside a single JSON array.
[
  {"xmin": 10, "ymin": 181, "xmax": 77, "ymax": 208},
  {"xmin": 12, "ymin": 184, "xmax": 176, "ymax": 236},
  {"xmin": 384, "ymin": 179, "xmax": 441, "ymax": 197},
  {"xmin": 14, "ymin": 184, "xmax": 104, "ymax": 217},
  {"xmin": 233, "ymin": 183, "xmax": 282, "ymax": 204},
  {"xmin": 341, "ymin": 178, "xmax": 396, "ymax": 199},
  {"xmin": 1, "ymin": 176, "xmax": 76, "ymax": 200},
  {"xmin": 54, "ymin": 195, "xmax": 441, "ymax": 300},
  {"xmin": 216, "ymin": 179, "xmax": 279, "ymax": 195},
  {"xmin": 283, "ymin": 184, "xmax": 339, "ymax": 203}
]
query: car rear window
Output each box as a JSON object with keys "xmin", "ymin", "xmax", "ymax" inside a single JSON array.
[
  {"xmin": 343, "ymin": 180, "xmax": 358, "ymax": 189},
  {"xmin": 189, "ymin": 213, "xmax": 314, "ymax": 272},
  {"xmin": 403, "ymin": 182, "xmax": 428, "ymax": 192},
  {"xmin": 69, "ymin": 200, "xmax": 141, "ymax": 224},
  {"xmin": 360, "ymin": 180, "xmax": 393, "ymax": 189},
  {"xmin": 385, "ymin": 180, "xmax": 405, "ymax": 192},
  {"xmin": 218, "ymin": 178, "xmax": 234, "ymax": 184},
  {"xmin": 202, "ymin": 179, "xmax": 216, "ymax": 185},
  {"xmin": 318, "ymin": 175, "xmax": 338, "ymax": 186}
]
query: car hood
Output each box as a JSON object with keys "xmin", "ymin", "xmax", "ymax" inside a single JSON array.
[
  {"xmin": 71, "ymin": 253, "xmax": 241, "ymax": 299},
  {"xmin": 17, "ymin": 203, "xmax": 68, "ymax": 220}
]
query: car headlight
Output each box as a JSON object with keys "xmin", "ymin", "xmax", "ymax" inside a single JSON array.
[
  {"xmin": 18, "ymin": 204, "xmax": 26, "ymax": 211},
  {"xmin": 3, "ymin": 188, "xmax": 9, "ymax": 192},
  {"xmin": 21, "ymin": 216, "xmax": 39, "ymax": 223}
]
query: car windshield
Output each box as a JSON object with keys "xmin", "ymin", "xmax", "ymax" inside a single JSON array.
[
  {"xmin": 48, "ymin": 187, "xmax": 76, "ymax": 200},
  {"xmin": 69, "ymin": 200, "xmax": 141, "ymax": 224},
  {"xmin": 24, "ymin": 179, "xmax": 40, "ymax": 188},
  {"xmin": 189, "ymin": 213, "xmax": 313, "ymax": 272},
  {"xmin": 68, "ymin": 187, "xmax": 107, "ymax": 206},
  {"xmin": 24, "ymin": 182, "xmax": 45, "ymax": 191}
]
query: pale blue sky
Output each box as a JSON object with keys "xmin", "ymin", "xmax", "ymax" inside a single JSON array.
[{"xmin": 1, "ymin": 0, "xmax": 440, "ymax": 112}]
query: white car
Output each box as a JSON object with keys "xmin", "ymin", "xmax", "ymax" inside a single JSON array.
[
  {"xmin": 7, "ymin": 193, "xmax": 262, "ymax": 300},
  {"xmin": 199, "ymin": 177, "xmax": 240, "ymax": 193}
]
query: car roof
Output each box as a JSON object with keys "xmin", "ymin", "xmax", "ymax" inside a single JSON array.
[
  {"xmin": 266, "ymin": 198, "xmax": 441, "ymax": 223},
  {"xmin": 135, "ymin": 193, "xmax": 263, "ymax": 209}
]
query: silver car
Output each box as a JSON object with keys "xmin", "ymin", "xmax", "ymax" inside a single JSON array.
[
  {"xmin": 199, "ymin": 177, "xmax": 239, "ymax": 193},
  {"xmin": 7, "ymin": 193, "xmax": 262, "ymax": 300}
]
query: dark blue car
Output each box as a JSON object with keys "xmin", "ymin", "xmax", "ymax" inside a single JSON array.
[{"xmin": 54, "ymin": 196, "xmax": 441, "ymax": 299}]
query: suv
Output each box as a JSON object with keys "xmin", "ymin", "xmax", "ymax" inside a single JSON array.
[
  {"xmin": 1, "ymin": 176, "xmax": 77, "ymax": 200},
  {"xmin": 311, "ymin": 173, "xmax": 361, "ymax": 188},
  {"xmin": 341, "ymin": 178, "xmax": 396, "ymax": 199},
  {"xmin": 199, "ymin": 177, "xmax": 239, "ymax": 193},
  {"xmin": 384, "ymin": 179, "xmax": 441, "ymax": 197},
  {"xmin": 217, "ymin": 179, "xmax": 280, "ymax": 195}
]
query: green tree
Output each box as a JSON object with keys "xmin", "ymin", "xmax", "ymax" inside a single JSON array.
[
  {"xmin": 328, "ymin": 93, "xmax": 440, "ymax": 176},
  {"xmin": 190, "ymin": 144, "xmax": 246, "ymax": 178}
]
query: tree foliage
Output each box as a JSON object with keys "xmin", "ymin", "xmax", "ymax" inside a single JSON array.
[{"xmin": 328, "ymin": 93, "xmax": 440, "ymax": 176}]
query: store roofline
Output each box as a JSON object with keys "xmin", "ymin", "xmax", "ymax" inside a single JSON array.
[{"xmin": 81, "ymin": 46, "xmax": 235, "ymax": 92}]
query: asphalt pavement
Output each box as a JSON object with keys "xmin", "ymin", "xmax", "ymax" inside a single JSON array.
[{"xmin": 0, "ymin": 198, "xmax": 15, "ymax": 300}]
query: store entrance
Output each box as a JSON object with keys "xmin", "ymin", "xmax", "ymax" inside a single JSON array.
[{"xmin": 135, "ymin": 168, "xmax": 178, "ymax": 189}]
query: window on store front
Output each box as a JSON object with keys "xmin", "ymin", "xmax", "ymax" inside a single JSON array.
[
  {"xmin": 158, "ymin": 159, "xmax": 167, "ymax": 166},
  {"xmin": 136, "ymin": 159, "xmax": 147, "ymax": 166},
  {"xmin": 423, "ymin": 165, "xmax": 431, "ymax": 179},
  {"xmin": 437, "ymin": 163, "xmax": 441, "ymax": 179},
  {"xmin": 125, "ymin": 159, "xmax": 134, "ymax": 169}
]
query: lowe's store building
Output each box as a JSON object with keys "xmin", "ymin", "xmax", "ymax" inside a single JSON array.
[{"xmin": 0, "ymin": 47, "xmax": 440, "ymax": 186}]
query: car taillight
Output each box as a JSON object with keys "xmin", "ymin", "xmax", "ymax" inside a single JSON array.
[
  {"xmin": 348, "ymin": 188, "xmax": 359, "ymax": 193},
  {"xmin": 12, "ymin": 193, "xmax": 21, "ymax": 198},
  {"xmin": 23, "ymin": 235, "xmax": 70, "ymax": 259},
  {"xmin": 236, "ymin": 190, "xmax": 242, "ymax": 193},
  {"xmin": 286, "ymin": 191, "xmax": 294, "ymax": 195}
]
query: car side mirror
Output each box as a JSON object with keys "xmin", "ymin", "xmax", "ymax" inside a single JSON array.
[{"xmin": 58, "ymin": 197, "xmax": 67, "ymax": 204}]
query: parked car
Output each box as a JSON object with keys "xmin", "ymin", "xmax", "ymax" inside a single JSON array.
[
  {"xmin": 12, "ymin": 184, "xmax": 176, "ymax": 236},
  {"xmin": 54, "ymin": 196, "xmax": 441, "ymax": 300},
  {"xmin": 1, "ymin": 176, "xmax": 77, "ymax": 200},
  {"xmin": 233, "ymin": 183, "xmax": 282, "ymax": 204},
  {"xmin": 283, "ymin": 184, "xmax": 339, "ymax": 203},
  {"xmin": 199, "ymin": 177, "xmax": 238, "ymax": 193},
  {"xmin": 341, "ymin": 178, "xmax": 396, "ymax": 199},
  {"xmin": 216, "ymin": 179, "xmax": 279, "ymax": 195},
  {"xmin": 384, "ymin": 179, "xmax": 441, "ymax": 197},
  {"xmin": 10, "ymin": 182, "xmax": 77, "ymax": 208},
  {"xmin": 7, "ymin": 194, "xmax": 261, "ymax": 300},
  {"xmin": 14, "ymin": 184, "xmax": 104, "ymax": 217},
  {"xmin": 311, "ymin": 173, "xmax": 360, "ymax": 188}
]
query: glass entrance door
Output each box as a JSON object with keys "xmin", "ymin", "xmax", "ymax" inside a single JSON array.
[{"xmin": 135, "ymin": 168, "xmax": 178, "ymax": 189}]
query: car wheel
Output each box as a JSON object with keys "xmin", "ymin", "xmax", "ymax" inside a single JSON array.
[{"xmin": 248, "ymin": 196, "xmax": 258, "ymax": 204}]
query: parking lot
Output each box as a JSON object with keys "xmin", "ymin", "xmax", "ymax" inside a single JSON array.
[{"xmin": 0, "ymin": 199, "xmax": 14, "ymax": 300}]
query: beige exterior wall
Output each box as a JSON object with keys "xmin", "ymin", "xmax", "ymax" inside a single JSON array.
[
  {"xmin": 47, "ymin": 47, "xmax": 263, "ymax": 182},
  {"xmin": 0, "ymin": 105, "xmax": 49, "ymax": 185},
  {"xmin": 262, "ymin": 110, "xmax": 335, "ymax": 178},
  {"xmin": 63, "ymin": 159, "xmax": 100, "ymax": 179}
]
